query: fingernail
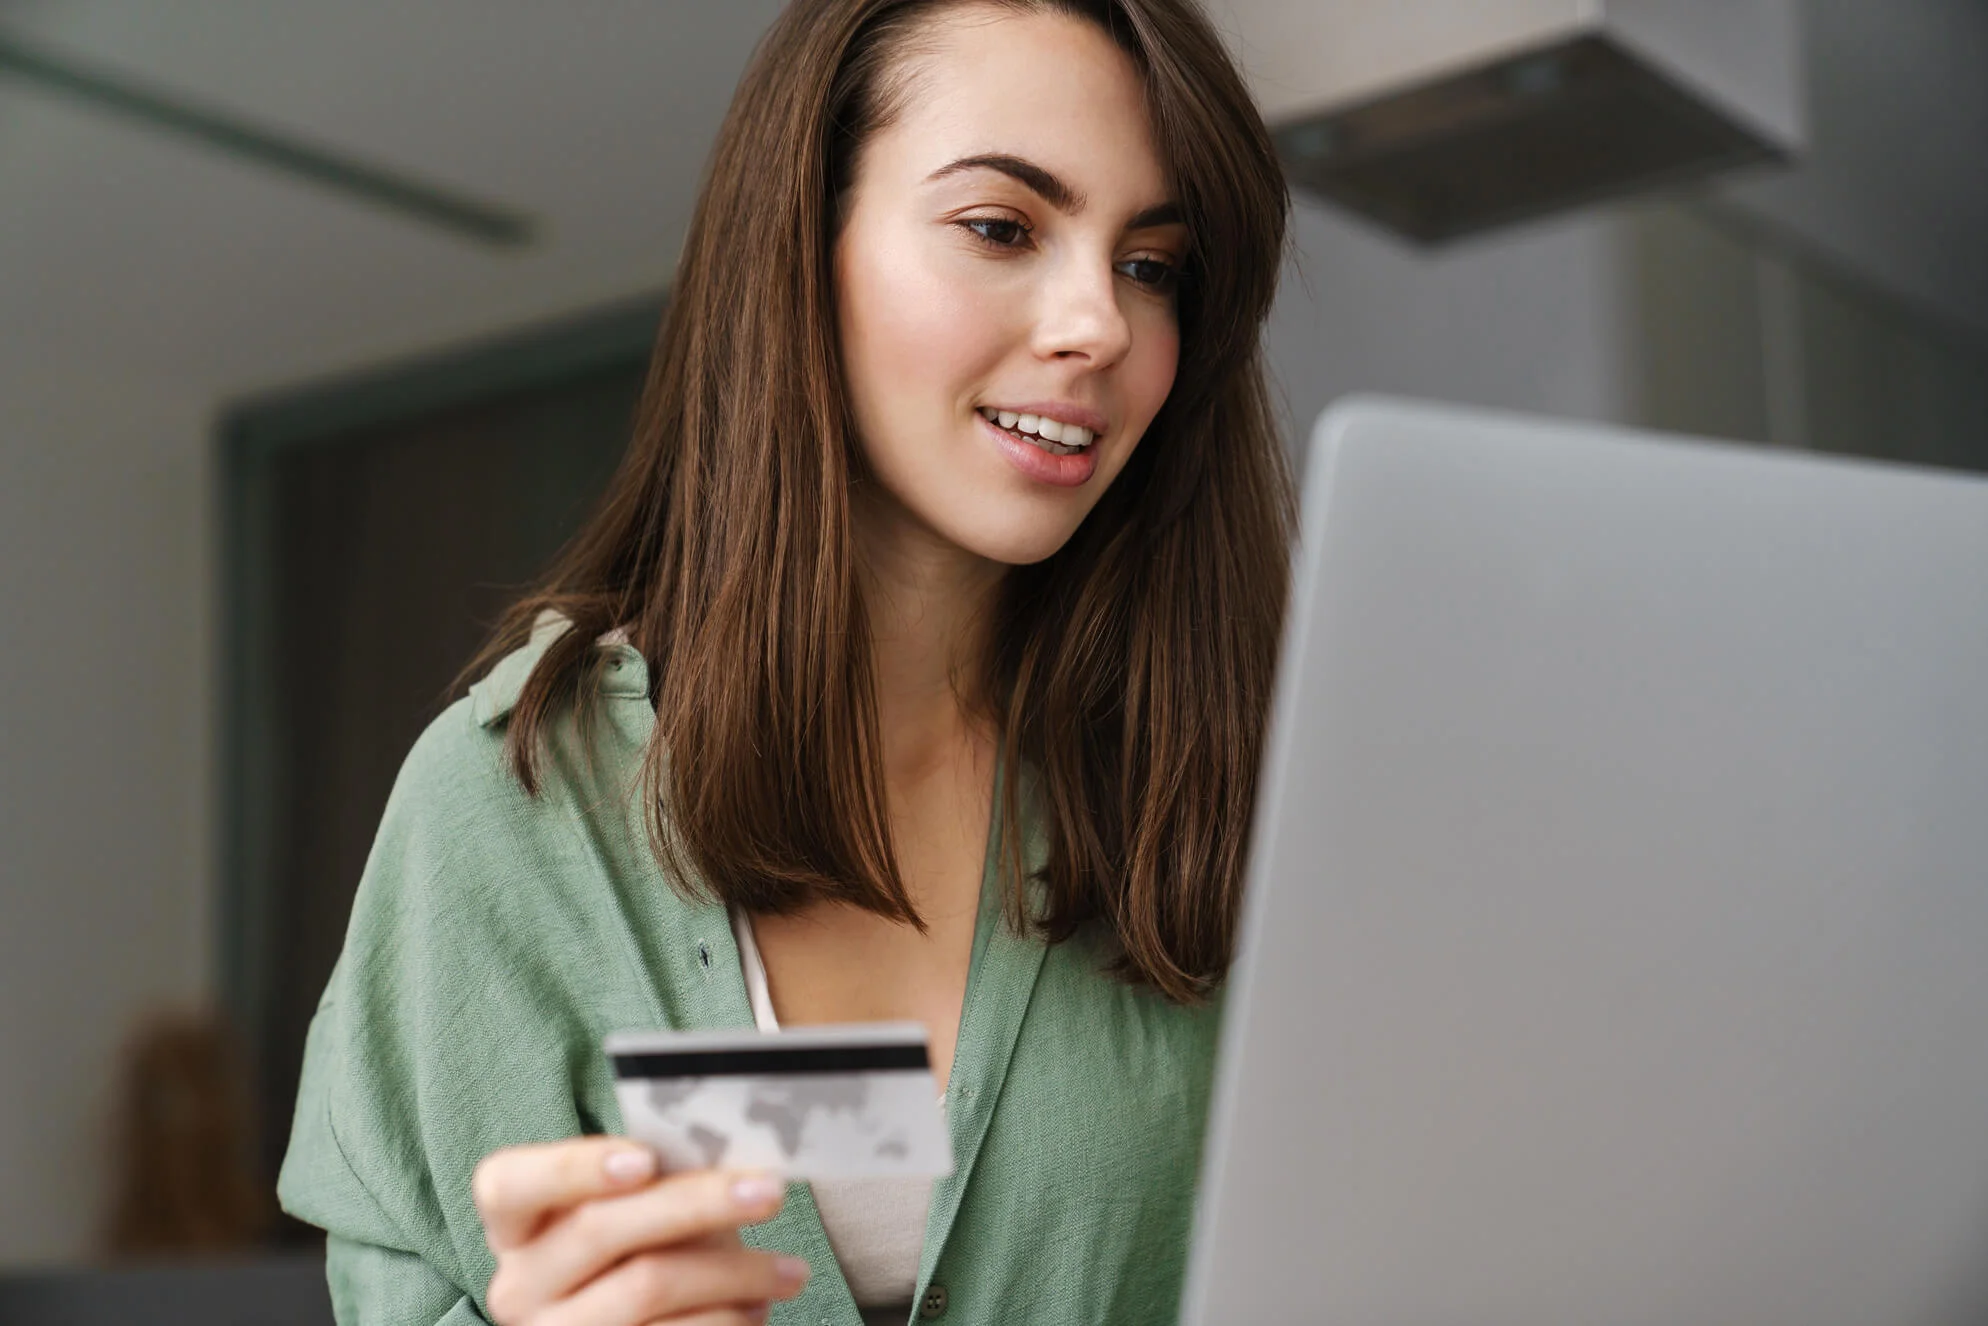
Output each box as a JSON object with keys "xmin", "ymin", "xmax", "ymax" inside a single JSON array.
[
  {"xmin": 732, "ymin": 1174, "xmax": 785, "ymax": 1208},
  {"xmin": 603, "ymin": 1147, "xmax": 656, "ymax": 1184},
  {"xmin": 775, "ymin": 1255, "xmax": 811, "ymax": 1286},
  {"xmin": 746, "ymin": 1305, "xmax": 771, "ymax": 1325}
]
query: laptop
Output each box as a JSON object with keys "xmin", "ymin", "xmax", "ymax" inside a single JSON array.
[{"xmin": 1183, "ymin": 398, "xmax": 1988, "ymax": 1325}]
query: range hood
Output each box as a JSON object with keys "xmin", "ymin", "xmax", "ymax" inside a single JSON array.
[{"xmin": 1212, "ymin": 1, "xmax": 1805, "ymax": 243}]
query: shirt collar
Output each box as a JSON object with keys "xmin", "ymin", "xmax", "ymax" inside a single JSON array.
[{"xmin": 469, "ymin": 610, "xmax": 646, "ymax": 727}]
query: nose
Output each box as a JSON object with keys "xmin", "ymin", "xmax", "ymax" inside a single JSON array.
[{"xmin": 1030, "ymin": 252, "xmax": 1134, "ymax": 369}]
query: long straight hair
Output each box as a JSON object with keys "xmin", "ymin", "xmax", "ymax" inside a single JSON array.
[{"xmin": 465, "ymin": 0, "xmax": 1293, "ymax": 1003}]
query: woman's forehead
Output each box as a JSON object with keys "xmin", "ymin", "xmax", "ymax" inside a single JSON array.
[{"xmin": 872, "ymin": 6, "xmax": 1169, "ymax": 206}]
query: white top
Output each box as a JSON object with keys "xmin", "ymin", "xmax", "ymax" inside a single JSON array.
[{"xmin": 729, "ymin": 908, "xmax": 935, "ymax": 1321}]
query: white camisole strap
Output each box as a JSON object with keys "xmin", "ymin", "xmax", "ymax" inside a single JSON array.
[{"xmin": 728, "ymin": 908, "xmax": 935, "ymax": 1322}]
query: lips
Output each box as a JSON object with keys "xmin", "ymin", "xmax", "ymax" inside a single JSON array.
[
  {"xmin": 975, "ymin": 406, "xmax": 1097, "ymax": 455},
  {"xmin": 978, "ymin": 410, "xmax": 1097, "ymax": 487}
]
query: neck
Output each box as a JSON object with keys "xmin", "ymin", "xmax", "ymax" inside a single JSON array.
[{"xmin": 855, "ymin": 494, "xmax": 1006, "ymax": 785}]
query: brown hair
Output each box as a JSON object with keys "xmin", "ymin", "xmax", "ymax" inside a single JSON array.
[{"xmin": 467, "ymin": 0, "xmax": 1292, "ymax": 1003}]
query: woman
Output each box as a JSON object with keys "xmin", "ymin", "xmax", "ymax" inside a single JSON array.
[{"xmin": 278, "ymin": 0, "xmax": 1291, "ymax": 1322}]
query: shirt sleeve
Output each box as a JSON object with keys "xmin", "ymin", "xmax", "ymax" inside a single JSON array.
[
  {"xmin": 280, "ymin": 980, "xmax": 492, "ymax": 1325},
  {"xmin": 326, "ymin": 1234, "xmax": 489, "ymax": 1326},
  {"xmin": 275, "ymin": 699, "xmax": 601, "ymax": 1325}
]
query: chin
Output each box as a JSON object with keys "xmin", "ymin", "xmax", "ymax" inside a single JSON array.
[{"xmin": 941, "ymin": 507, "xmax": 1089, "ymax": 567}]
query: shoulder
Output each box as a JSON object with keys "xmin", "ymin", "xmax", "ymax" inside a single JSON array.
[
  {"xmin": 278, "ymin": 621, "xmax": 673, "ymax": 1299},
  {"xmin": 380, "ymin": 616, "xmax": 655, "ymax": 879},
  {"xmin": 334, "ymin": 615, "xmax": 672, "ymax": 1019}
]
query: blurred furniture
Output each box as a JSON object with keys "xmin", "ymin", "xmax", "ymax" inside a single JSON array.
[{"xmin": 104, "ymin": 1010, "xmax": 270, "ymax": 1257}]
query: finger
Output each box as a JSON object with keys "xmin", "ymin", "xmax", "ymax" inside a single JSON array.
[
  {"xmin": 539, "ymin": 1247, "xmax": 808, "ymax": 1326},
  {"xmin": 472, "ymin": 1137, "xmax": 661, "ymax": 1251},
  {"xmin": 520, "ymin": 1170, "xmax": 786, "ymax": 1305}
]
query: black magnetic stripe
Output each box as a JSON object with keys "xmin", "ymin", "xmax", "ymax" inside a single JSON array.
[{"xmin": 613, "ymin": 1043, "xmax": 930, "ymax": 1079}]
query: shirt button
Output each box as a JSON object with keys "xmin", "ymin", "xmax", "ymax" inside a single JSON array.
[{"xmin": 918, "ymin": 1282, "xmax": 950, "ymax": 1319}]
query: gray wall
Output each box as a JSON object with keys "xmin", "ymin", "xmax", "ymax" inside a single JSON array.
[
  {"xmin": 0, "ymin": 366, "xmax": 217, "ymax": 1266},
  {"xmin": 1721, "ymin": 0, "xmax": 1988, "ymax": 341},
  {"xmin": 0, "ymin": 1, "xmax": 779, "ymax": 1269},
  {"xmin": 1625, "ymin": 204, "xmax": 1988, "ymax": 469},
  {"xmin": 1265, "ymin": 200, "xmax": 1635, "ymax": 472}
]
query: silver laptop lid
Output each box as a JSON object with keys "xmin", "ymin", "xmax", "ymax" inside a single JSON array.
[{"xmin": 1185, "ymin": 399, "xmax": 1988, "ymax": 1325}]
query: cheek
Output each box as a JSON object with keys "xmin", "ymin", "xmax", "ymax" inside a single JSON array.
[
  {"xmin": 839, "ymin": 230, "xmax": 1009, "ymax": 424},
  {"xmin": 1121, "ymin": 313, "xmax": 1181, "ymax": 439}
]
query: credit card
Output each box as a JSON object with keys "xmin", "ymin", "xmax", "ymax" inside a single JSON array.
[{"xmin": 605, "ymin": 1022, "xmax": 954, "ymax": 1181}]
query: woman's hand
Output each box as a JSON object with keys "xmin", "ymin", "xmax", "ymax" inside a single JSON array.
[{"xmin": 473, "ymin": 1136, "xmax": 810, "ymax": 1325}]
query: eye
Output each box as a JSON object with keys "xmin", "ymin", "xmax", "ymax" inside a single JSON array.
[
  {"xmin": 959, "ymin": 216, "xmax": 1032, "ymax": 248},
  {"xmin": 1116, "ymin": 256, "xmax": 1182, "ymax": 295}
]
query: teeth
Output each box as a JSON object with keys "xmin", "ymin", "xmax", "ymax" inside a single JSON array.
[{"xmin": 978, "ymin": 407, "xmax": 1096, "ymax": 450}]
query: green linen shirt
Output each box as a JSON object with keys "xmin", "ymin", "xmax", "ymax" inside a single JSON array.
[{"xmin": 276, "ymin": 623, "xmax": 1224, "ymax": 1326}]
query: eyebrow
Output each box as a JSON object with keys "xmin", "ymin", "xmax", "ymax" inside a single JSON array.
[{"xmin": 925, "ymin": 153, "xmax": 1184, "ymax": 230}]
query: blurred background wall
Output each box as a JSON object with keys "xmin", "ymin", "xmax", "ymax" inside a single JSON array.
[
  {"xmin": 0, "ymin": 0, "xmax": 1982, "ymax": 1273},
  {"xmin": 0, "ymin": 0, "xmax": 788, "ymax": 1266}
]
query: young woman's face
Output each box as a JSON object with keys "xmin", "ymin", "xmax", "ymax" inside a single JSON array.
[{"xmin": 835, "ymin": 4, "xmax": 1185, "ymax": 567}]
